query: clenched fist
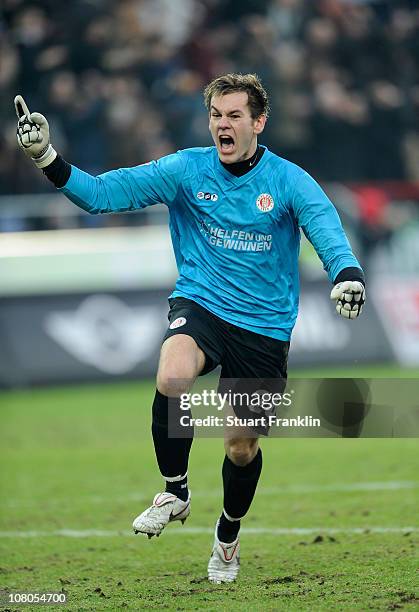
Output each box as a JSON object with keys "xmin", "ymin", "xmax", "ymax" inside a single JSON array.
[{"xmin": 330, "ymin": 280, "xmax": 365, "ymax": 319}]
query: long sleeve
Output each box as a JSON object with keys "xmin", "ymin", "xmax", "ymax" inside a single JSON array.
[
  {"xmin": 58, "ymin": 151, "xmax": 187, "ymax": 214},
  {"xmin": 290, "ymin": 170, "xmax": 362, "ymax": 282}
]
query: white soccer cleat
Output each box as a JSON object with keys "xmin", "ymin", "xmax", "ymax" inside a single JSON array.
[
  {"xmin": 132, "ymin": 492, "xmax": 191, "ymax": 538},
  {"xmin": 207, "ymin": 521, "xmax": 240, "ymax": 584}
]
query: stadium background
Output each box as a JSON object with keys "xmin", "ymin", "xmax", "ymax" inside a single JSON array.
[{"xmin": 0, "ymin": 1, "xmax": 418, "ymax": 610}]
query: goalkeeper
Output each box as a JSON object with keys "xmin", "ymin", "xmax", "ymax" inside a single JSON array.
[{"xmin": 14, "ymin": 74, "xmax": 365, "ymax": 584}]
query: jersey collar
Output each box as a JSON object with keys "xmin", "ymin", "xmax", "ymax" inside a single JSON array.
[{"xmin": 214, "ymin": 145, "xmax": 271, "ymax": 185}]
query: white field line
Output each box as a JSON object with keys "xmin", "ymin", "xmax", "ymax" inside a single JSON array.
[
  {"xmin": 2, "ymin": 480, "xmax": 418, "ymax": 509},
  {"xmin": 0, "ymin": 527, "xmax": 417, "ymax": 538}
]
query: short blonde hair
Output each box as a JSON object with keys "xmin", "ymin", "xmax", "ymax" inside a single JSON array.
[{"xmin": 204, "ymin": 73, "xmax": 270, "ymax": 119}]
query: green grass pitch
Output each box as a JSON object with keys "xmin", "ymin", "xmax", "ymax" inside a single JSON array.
[{"xmin": 0, "ymin": 366, "xmax": 418, "ymax": 611}]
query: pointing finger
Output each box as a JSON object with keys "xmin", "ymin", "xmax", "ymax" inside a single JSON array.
[{"xmin": 14, "ymin": 95, "xmax": 31, "ymax": 120}]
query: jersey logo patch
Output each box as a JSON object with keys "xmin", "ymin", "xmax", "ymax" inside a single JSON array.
[
  {"xmin": 197, "ymin": 191, "xmax": 218, "ymax": 202},
  {"xmin": 169, "ymin": 316, "xmax": 187, "ymax": 330},
  {"xmin": 256, "ymin": 193, "xmax": 274, "ymax": 212}
]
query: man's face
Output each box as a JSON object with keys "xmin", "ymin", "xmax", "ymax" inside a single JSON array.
[{"xmin": 209, "ymin": 92, "xmax": 266, "ymax": 164}]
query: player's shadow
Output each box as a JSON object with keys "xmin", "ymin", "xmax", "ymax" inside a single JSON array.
[{"xmin": 316, "ymin": 378, "xmax": 371, "ymax": 437}]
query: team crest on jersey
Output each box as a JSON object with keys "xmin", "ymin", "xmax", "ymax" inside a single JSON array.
[
  {"xmin": 169, "ymin": 316, "xmax": 187, "ymax": 330},
  {"xmin": 256, "ymin": 193, "xmax": 274, "ymax": 212}
]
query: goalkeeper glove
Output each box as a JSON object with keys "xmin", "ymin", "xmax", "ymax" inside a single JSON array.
[
  {"xmin": 14, "ymin": 95, "xmax": 57, "ymax": 168},
  {"xmin": 330, "ymin": 280, "xmax": 365, "ymax": 320}
]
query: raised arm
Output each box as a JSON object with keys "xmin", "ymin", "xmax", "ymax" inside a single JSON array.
[
  {"xmin": 59, "ymin": 156, "xmax": 185, "ymax": 215},
  {"xmin": 14, "ymin": 95, "xmax": 186, "ymax": 214}
]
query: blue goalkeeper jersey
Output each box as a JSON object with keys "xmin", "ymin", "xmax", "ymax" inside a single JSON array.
[{"xmin": 60, "ymin": 146, "xmax": 361, "ymax": 340}]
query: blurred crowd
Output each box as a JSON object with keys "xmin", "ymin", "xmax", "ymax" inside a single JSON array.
[{"xmin": 1, "ymin": 0, "xmax": 419, "ymax": 200}]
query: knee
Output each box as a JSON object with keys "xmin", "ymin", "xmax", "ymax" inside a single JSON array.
[
  {"xmin": 225, "ymin": 439, "xmax": 258, "ymax": 466},
  {"xmin": 156, "ymin": 336, "xmax": 205, "ymax": 397},
  {"xmin": 156, "ymin": 367, "xmax": 191, "ymax": 397}
]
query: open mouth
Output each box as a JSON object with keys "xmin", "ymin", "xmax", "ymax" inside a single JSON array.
[{"xmin": 219, "ymin": 134, "xmax": 235, "ymax": 154}]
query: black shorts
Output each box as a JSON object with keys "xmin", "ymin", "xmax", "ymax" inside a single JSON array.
[{"xmin": 163, "ymin": 297, "xmax": 289, "ymax": 380}]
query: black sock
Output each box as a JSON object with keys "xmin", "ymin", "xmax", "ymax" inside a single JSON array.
[
  {"xmin": 217, "ymin": 512, "xmax": 240, "ymax": 543},
  {"xmin": 218, "ymin": 448, "xmax": 263, "ymax": 542},
  {"xmin": 151, "ymin": 390, "xmax": 193, "ymax": 502},
  {"xmin": 165, "ymin": 474, "xmax": 189, "ymax": 502}
]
